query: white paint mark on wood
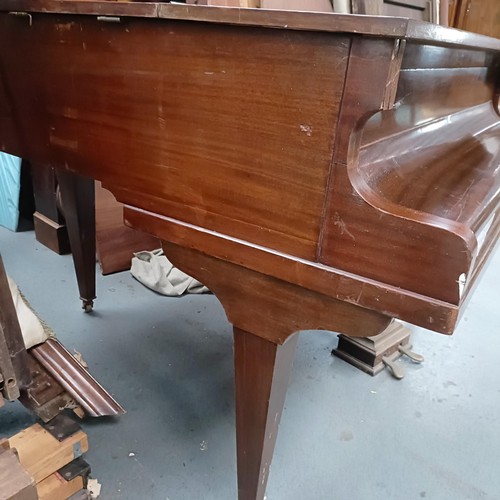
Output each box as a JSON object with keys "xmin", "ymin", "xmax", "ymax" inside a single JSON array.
[{"xmin": 299, "ymin": 124, "xmax": 313, "ymax": 136}]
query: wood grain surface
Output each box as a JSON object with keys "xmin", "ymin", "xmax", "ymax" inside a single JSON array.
[{"xmin": 0, "ymin": 6, "xmax": 499, "ymax": 500}]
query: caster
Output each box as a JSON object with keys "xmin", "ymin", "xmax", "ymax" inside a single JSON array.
[{"xmin": 82, "ymin": 300, "xmax": 94, "ymax": 313}]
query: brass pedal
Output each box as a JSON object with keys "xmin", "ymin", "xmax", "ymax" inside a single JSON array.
[
  {"xmin": 382, "ymin": 356, "xmax": 405, "ymax": 380},
  {"xmin": 399, "ymin": 345, "xmax": 424, "ymax": 363}
]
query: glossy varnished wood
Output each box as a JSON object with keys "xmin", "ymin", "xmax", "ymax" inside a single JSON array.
[
  {"xmin": 0, "ymin": 14, "xmax": 349, "ymax": 260},
  {"xmin": 55, "ymin": 169, "xmax": 96, "ymax": 311},
  {"xmin": 0, "ymin": 4, "xmax": 499, "ymax": 499},
  {"xmin": 2, "ymin": 1, "xmax": 500, "ymax": 49},
  {"xmin": 319, "ymin": 36, "xmax": 499, "ymax": 305},
  {"xmin": 234, "ymin": 329, "xmax": 298, "ymax": 500},
  {"xmin": 126, "ymin": 207, "xmax": 457, "ymax": 334},
  {"xmin": 162, "ymin": 240, "xmax": 392, "ymax": 343},
  {"xmin": 95, "ymin": 183, "xmax": 159, "ymax": 275},
  {"xmin": 357, "ymin": 105, "xmax": 499, "ymax": 229}
]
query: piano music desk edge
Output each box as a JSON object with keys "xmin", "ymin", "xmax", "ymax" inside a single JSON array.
[{"xmin": 0, "ymin": 4, "xmax": 499, "ymax": 499}]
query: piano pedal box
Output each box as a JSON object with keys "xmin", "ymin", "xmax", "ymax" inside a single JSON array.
[{"xmin": 332, "ymin": 321, "xmax": 423, "ymax": 378}]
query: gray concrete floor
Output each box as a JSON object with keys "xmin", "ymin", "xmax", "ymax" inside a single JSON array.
[{"xmin": 0, "ymin": 227, "xmax": 499, "ymax": 500}]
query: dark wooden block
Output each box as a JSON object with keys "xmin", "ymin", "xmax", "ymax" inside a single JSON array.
[{"xmin": 33, "ymin": 211, "xmax": 71, "ymax": 255}]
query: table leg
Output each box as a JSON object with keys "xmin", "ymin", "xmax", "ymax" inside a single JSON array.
[
  {"xmin": 55, "ymin": 169, "xmax": 96, "ymax": 312},
  {"xmin": 234, "ymin": 328, "xmax": 298, "ymax": 500}
]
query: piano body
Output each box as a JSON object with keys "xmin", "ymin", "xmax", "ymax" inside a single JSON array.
[{"xmin": 0, "ymin": 2, "xmax": 499, "ymax": 498}]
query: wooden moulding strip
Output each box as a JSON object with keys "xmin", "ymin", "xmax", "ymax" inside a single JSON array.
[{"xmin": 30, "ymin": 338, "xmax": 125, "ymax": 417}]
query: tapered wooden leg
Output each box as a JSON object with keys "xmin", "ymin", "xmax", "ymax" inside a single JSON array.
[
  {"xmin": 55, "ymin": 169, "xmax": 96, "ymax": 312},
  {"xmin": 0, "ymin": 254, "xmax": 31, "ymax": 398},
  {"xmin": 133, "ymin": 238, "xmax": 391, "ymax": 500},
  {"xmin": 234, "ymin": 327, "xmax": 298, "ymax": 500}
]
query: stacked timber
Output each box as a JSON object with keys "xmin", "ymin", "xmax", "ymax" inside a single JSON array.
[{"xmin": 1, "ymin": 418, "xmax": 92, "ymax": 500}]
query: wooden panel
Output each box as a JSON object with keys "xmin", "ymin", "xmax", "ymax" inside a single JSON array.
[
  {"xmin": 126, "ymin": 206, "xmax": 460, "ymax": 333},
  {"xmin": 397, "ymin": 67, "xmax": 491, "ymax": 106},
  {"xmin": 163, "ymin": 240, "xmax": 392, "ymax": 342},
  {"xmin": 392, "ymin": 41, "xmax": 495, "ymax": 134},
  {"xmin": 453, "ymin": 0, "xmax": 500, "ymax": 38},
  {"xmin": 0, "ymin": 15, "xmax": 349, "ymax": 260},
  {"xmin": 361, "ymin": 42, "xmax": 495, "ymax": 145},
  {"xmin": 448, "ymin": 0, "xmax": 460, "ymax": 24},
  {"xmin": 96, "ymin": 182, "xmax": 159, "ymax": 274},
  {"xmin": 357, "ymin": 104, "xmax": 500, "ymax": 229},
  {"xmin": 401, "ymin": 42, "xmax": 492, "ymax": 69}
]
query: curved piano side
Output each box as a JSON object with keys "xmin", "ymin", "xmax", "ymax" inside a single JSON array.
[
  {"xmin": 351, "ymin": 102, "xmax": 499, "ymax": 313},
  {"xmin": 320, "ymin": 39, "xmax": 500, "ymax": 333}
]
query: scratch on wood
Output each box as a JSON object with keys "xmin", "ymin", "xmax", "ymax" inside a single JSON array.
[
  {"xmin": 49, "ymin": 133, "xmax": 78, "ymax": 151},
  {"xmin": 333, "ymin": 212, "xmax": 355, "ymax": 241},
  {"xmin": 299, "ymin": 124, "xmax": 313, "ymax": 136},
  {"xmin": 56, "ymin": 22, "xmax": 76, "ymax": 32}
]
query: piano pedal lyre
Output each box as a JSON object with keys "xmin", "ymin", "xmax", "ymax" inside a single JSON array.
[{"xmin": 332, "ymin": 320, "xmax": 424, "ymax": 379}]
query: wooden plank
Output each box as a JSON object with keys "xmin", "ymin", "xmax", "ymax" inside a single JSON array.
[
  {"xmin": 8, "ymin": 424, "xmax": 88, "ymax": 483},
  {"xmin": 0, "ymin": 448, "xmax": 37, "ymax": 500},
  {"xmin": 37, "ymin": 472, "xmax": 84, "ymax": 500}
]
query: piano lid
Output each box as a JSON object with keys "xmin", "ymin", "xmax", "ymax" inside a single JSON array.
[{"xmin": 2, "ymin": 0, "xmax": 500, "ymax": 52}]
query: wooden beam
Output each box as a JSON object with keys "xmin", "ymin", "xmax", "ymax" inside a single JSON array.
[
  {"xmin": 37, "ymin": 472, "xmax": 84, "ymax": 500},
  {"xmin": 8, "ymin": 424, "xmax": 88, "ymax": 483},
  {"xmin": 0, "ymin": 447, "xmax": 37, "ymax": 500}
]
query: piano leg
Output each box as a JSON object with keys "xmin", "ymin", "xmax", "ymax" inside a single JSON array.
[
  {"xmin": 157, "ymin": 238, "xmax": 392, "ymax": 500},
  {"xmin": 234, "ymin": 328, "xmax": 298, "ymax": 500},
  {"xmin": 55, "ymin": 169, "xmax": 96, "ymax": 312}
]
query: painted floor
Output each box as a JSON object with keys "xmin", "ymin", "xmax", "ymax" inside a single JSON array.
[{"xmin": 0, "ymin": 227, "xmax": 499, "ymax": 500}]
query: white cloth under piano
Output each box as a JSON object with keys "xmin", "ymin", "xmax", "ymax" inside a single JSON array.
[{"xmin": 130, "ymin": 249, "xmax": 209, "ymax": 296}]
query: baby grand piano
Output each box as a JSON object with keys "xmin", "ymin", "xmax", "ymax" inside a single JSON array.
[{"xmin": 0, "ymin": 2, "xmax": 499, "ymax": 498}]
